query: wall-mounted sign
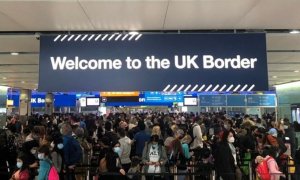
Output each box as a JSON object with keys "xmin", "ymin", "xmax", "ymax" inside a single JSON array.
[
  {"xmin": 39, "ymin": 33, "xmax": 268, "ymax": 92},
  {"xmin": 100, "ymin": 91, "xmax": 139, "ymax": 97}
]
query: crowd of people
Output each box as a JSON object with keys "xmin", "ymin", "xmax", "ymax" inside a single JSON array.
[{"xmin": 0, "ymin": 111, "xmax": 299, "ymax": 180}]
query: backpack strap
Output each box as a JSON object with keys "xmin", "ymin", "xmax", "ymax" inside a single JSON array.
[{"xmin": 44, "ymin": 159, "xmax": 54, "ymax": 180}]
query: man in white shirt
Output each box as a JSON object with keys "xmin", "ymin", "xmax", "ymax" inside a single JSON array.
[
  {"xmin": 190, "ymin": 118, "xmax": 203, "ymax": 150},
  {"xmin": 118, "ymin": 128, "xmax": 132, "ymax": 172}
]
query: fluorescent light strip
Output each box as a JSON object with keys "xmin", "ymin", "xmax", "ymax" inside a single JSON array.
[
  {"xmin": 169, "ymin": 85, "xmax": 178, "ymax": 92},
  {"xmin": 240, "ymin": 84, "xmax": 248, "ymax": 92},
  {"xmin": 191, "ymin": 85, "xmax": 198, "ymax": 92},
  {"xmin": 60, "ymin": 35, "xmax": 68, "ymax": 42},
  {"xmin": 233, "ymin": 84, "xmax": 241, "ymax": 92},
  {"xmin": 115, "ymin": 34, "xmax": 122, "ymax": 41},
  {"xmin": 54, "ymin": 35, "xmax": 61, "ymax": 42},
  {"xmin": 226, "ymin": 85, "xmax": 234, "ymax": 92},
  {"xmin": 74, "ymin": 35, "xmax": 82, "ymax": 41},
  {"xmin": 212, "ymin": 84, "xmax": 220, "ymax": 91},
  {"xmin": 67, "ymin": 35, "xmax": 75, "ymax": 41},
  {"xmin": 81, "ymin": 34, "xmax": 88, "ymax": 41},
  {"xmin": 108, "ymin": 34, "xmax": 116, "ymax": 41},
  {"xmin": 135, "ymin": 34, "xmax": 142, "ymax": 41},
  {"xmin": 184, "ymin": 84, "xmax": 192, "ymax": 92},
  {"xmin": 128, "ymin": 34, "xmax": 136, "ymax": 41},
  {"xmin": 177, "ymin": 85, "xmax": 185, "ymax": 92},
  {"xmin": 198, "ymin": 85, "xmax": 206, "ymax": 92},
  {"xmin": 163, "ymin": 84, "xmax": 171, "ymax": 92},
  {"xmin": 88, "ymin": 34, "xmax": 95, "ymax": 41},
  {"xmin": 247, "ymin": 84, "xmax": 255, "ymax": 91},
  {"xmin": 205, "ymin": 84, "xmax": 213, "ymax": 92},
  {"xmin": 95, "ymin": 34, "xmax": 102, "ymax": 41},
  {"xmin": 101, "ymin": 34, "xmax": 109, "ymax": 41},
  {"xmin": 219, "ymin": 85, "xmax": 227, "ymax": 92},
  {"xmin": 122, "ymin": 34, "xmax": 129, "ymax": 41}
]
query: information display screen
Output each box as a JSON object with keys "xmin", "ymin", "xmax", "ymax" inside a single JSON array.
[
  {"xmin": 86, "ymin": 98, "xmax": 100, "ymax": 106},
  {"xmin": 184, "ymin": 97, "xmax": 198, "ymax": 106}
]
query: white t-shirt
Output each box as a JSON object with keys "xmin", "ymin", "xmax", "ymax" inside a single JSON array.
[{"xmin": 148, "ymin": 144, "xmax": 161, "ymax": 173}]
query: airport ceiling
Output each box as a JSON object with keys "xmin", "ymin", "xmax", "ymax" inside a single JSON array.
[{"xmin": 0, "ymin": 0, "xmax": 300, "ymax": 90}]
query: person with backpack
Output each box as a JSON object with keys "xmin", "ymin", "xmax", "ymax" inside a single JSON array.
[
  {"xmin": 189, "ymin": 117, "xmax": 203, "ymax": 151},
  {"xmin": 50, "ymin": 132, "xmax": 64, "ymax": 180},
  {"xmin": 37, "ymin": 145, "xmax": 59, "ymax": 180},
  {"xmin": 61, "ymin": 123, "xmax": 83, "ymax": 180},
  {"xmin": 261, "ymin": 147, "xmax": 285, "ymax": 180}
]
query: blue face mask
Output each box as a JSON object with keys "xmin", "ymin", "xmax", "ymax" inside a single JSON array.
[
  {"xmin": 16, "ymin": 162, "xmax": 23, "ymax": 169},
  {"xmin": 57, "ymin": 143, "xmax": 64, "ymax": 149},
  {"xmin": 113, "ymin": 147, "xmax": 122, "ymax": 157}
]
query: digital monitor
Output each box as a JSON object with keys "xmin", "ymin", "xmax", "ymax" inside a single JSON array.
[
  {"xmin": 79, "ymin": 97, "xmax": 86, "ymax": 107},
  {"xmin": 184, "ymin": 97, "xmax": 198, "ymax": 106},
  {"xmin": 86, "ymin": 97, "xmax": 100, "ymax": 106}
]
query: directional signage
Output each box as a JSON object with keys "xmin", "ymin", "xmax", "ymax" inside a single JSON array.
[
  {"xmin": 227, "ymin": 95, "xmax": 246, "ymax": 106},
  {"xmin": 199, "ymin": 95, "xmax": 227, "ymax": 106},
  {"xmin": 246, "ymin": 95, "xmax": 276, "ymax": 107}
]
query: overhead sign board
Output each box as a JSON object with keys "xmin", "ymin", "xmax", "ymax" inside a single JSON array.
[
  {"xmin": 246, "ymin": 94, "xmax": 276, "ymax": 107},
  {"xmin": 39, "ymin": 33, "xmax": 268, "ymax": 92},
  {"xmin": 199, "ymin": 95, "xmax": 227, "ymax": 106},
  {"xmin": 227, "ymin": 95, "xmax": 246, "ymax": 106}
]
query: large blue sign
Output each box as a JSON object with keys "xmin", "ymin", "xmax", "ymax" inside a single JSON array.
[
  {"xmin": 39, "ymin": 33, "xmax": 268, "ymax": 92},
  {"xmin": 199, "ymin": 95, "xmax": 227, "ymax": 106},
  {"xmin": 227, "ymin": 95, "xmax": 246, "ymax": 106},
  {"xmin": 141, "ymin": 91, "xmax": 183, "ymax": 103},
  {"xmin": 246, "ymin": 95, "xmax": 276, "ymax": 107}
]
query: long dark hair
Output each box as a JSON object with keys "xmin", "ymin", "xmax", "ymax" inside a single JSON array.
[
  {"xmin": 171, "ymin": 139, "xmax": 183, "ymax": 156},
  {"xmin": 221, "ymin": 129, "xmax": 234, "ymax": 143},
  {"xmin": 18, "ymin": 154, "xmax": 29, "ymax": 172}
]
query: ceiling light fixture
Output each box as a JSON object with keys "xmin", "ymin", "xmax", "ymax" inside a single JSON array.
[
  {"xmin": 129, "ymin": 31, "xmax": 139, "ymax": 35},
  {"xmin": 11, "ymin": 52, "xmax": 19, "ymax": 56},
  {"xmin": 272, "ymin": 76, "xmax": 277, "ymax": 78},
  {"xmin": 290, "ymin": 30, "xmax": 300, "ymax": 34},
  {"xmin": 294, "ymin": 70, "xmax": 299, "ymax": 73},
  {"xmin": 21, "ymin": 81, "xmax": 25, "ymax": 84},
  {"xmin": 2, "ymin": 77, "xmax": 6, "ymax": 80}
]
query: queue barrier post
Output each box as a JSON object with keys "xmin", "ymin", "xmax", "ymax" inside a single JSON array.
[
  {"xmin": 192, "ymin": 156, "xmax": 195, "ymax": 180},
  {"xmin": 174, "ymin": 165, "xmax": 178, "ymax": 180},
  {"xmin": 249, "ymin": 161, "xmax": 253, "ymax": 180},
  {"xmin": 211, "ymin": 170, "xmax": 216, "ymax": 180}
]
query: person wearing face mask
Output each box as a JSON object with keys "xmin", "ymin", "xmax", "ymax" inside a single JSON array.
[
  {"xmin": 10, "ymin": 154, "xmax": 30, "ymax": 180},
  {"xmin": 214, "ymin": 130, "xmax": 240, "ymax": 180},
  {"xmin": 99, "ymin": 140, "xmax": 126, "ymax": 180},
  {"xmin": 142, "ymin": 135, "xmax": 167, "ymax": 180},
  {"xmin": 282, "ymin": 118, "xmax": 296, "ymax": 157},
  {"xmin": 263, "ymin": 146, "xmax": 285, "ymax": 180},
  {"xmin": 21, "ymin": 140, "xmax": 39, "ymax": 180},
  {"xmin": 37, "ymin": 145, "xmax": 53, "ymax": 180},
  {"xmin": 50, "ymin": 133, "xmax": 64, "ymax": 179}
]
